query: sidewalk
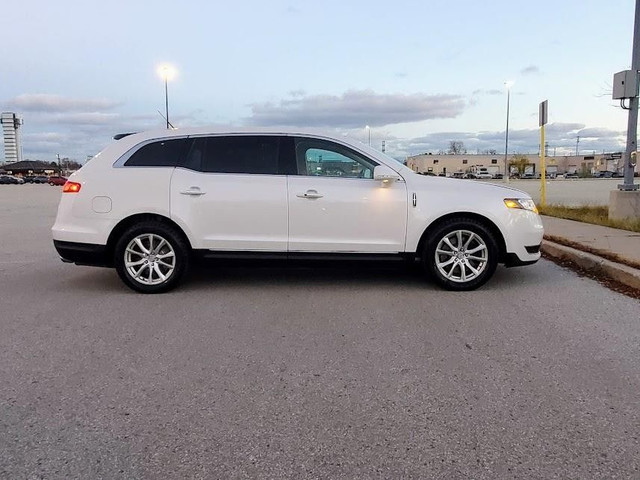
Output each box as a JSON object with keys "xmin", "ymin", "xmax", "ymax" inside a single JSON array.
[{"xmin": 539, "ymin": 215, "xmax": 640, "ymax": 291}]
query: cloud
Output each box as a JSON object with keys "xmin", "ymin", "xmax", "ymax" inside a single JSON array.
[
  {"xmin": 472, "ymin": 89, "xmax": 502, "ymax": 96},
  {"xmin": 4, "ymin": 94, "xmax": 121, "ymax": 113},
  {"xmin": 245, "ymin": 90, "xmax": 466, "ymax": 128},
  {"xmin": 576, "ymin": 127, "xmax": 621, "ymax": 138},
  {"xmin": 1, "ymin": 92, "xmax": 219, "ymax": 162},
  {"xmin": 53, "ymin": 112, "xmax": 122, "ymax": 125},
  {"xmin": 388, "ymin": 122, "xmax": 625, "ymax": 158},
  {"xmin": 520, "ymin": 65, "xmax": 540, "ymax": 75}
]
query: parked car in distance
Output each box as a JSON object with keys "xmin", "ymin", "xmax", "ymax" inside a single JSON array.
[
  {"xmin": 493, "ymin": 173, "xmax": 504, "ymax": 179},
  {"xmin": 52, "ymin": 128, "xmax": 543, "ymax": 293},
  {"xmin": 24, "ymin": 175, "xmax": 49, "ymax": 183},
  {"xmin": 48, "ymin": 176, "xmax": 67, "ymax": 186},
  {"xmin": 475, "ymin": 172, "xmax": 493, "ymax": 179},
  {"xmin": 0, "ymin": 175, "xmax": 24, "ymax": 184},
  {"xmin": 451, "ymin": 172, "xmax": 465, "ymax": 179},
  {"xmin": 564, "ymin": 172, "xmax": 579, "ymax": 179},
  {"xmin": 521, "ymin": 173, "xmax": 535, "ymax": 179}
]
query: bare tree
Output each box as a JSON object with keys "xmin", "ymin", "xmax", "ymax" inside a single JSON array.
[
  {"xmin": 448, "ymin": 141, "xmax": 467, "ymax": 155},
  {"xmin": 509, "ymin": 155, "xmax": 530, "ymax": 175}
]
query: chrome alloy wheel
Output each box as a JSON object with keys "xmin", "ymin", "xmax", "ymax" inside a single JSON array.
[
  {"xmin": 124, "ymin": 233, "xmax": 176, "ymax": 286},
  {"xmin": 434, "ymin": 229, "xmax": 488, "ymax": 283}
]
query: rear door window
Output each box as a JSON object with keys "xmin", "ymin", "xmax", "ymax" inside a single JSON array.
[{"xmin": 182, "ymin": 136, "xmax": 295, "ymax": 175}]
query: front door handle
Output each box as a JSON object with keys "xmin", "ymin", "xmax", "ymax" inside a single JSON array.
[
  {"xmin": 297, "ymin": 190, "xmax": 323, "ymax": 199},
  {"xmin": 180, "ymin": 187, "xmax": 206, "ymax": 196}
]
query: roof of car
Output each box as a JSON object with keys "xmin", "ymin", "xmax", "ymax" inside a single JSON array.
[{"xmin": 119, "ymin": 127, "xmax": 369, "ymax": 150}]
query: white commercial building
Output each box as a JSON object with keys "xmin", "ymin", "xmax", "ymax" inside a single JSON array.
[
  {"xmin": 1, "ymin": 112, "xmax": 24, "ymax": 163},
  {"xmin": 406, "ymin": 152, "xmax": 638, "ymax": 177}
]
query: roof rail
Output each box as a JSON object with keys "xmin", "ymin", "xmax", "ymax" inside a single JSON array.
[{"xmin": 113, "ymin": 132, "xmax": 137, "ymax": 140}]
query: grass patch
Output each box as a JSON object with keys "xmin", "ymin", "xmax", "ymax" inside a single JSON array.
[{"xmin": 538, "ymin": 204, "xmax": 640, "ymax": 233}]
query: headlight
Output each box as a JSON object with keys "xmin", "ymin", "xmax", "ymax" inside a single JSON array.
[{"xmin": 504, "ymin": 198, "xmax": 538, "ymax": 214}]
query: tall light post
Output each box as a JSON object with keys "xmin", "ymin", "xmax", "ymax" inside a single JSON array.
[
  {"xmin": 365, "ymin": 125, "xmax": 371, "ymax": 146},
  {"xmin": 157, "ymin": 64, "xmax": 176, "ymax": 129},
  {"xmin": 504, "ymin": 81, "xmax": 514, "ymax": 182}
]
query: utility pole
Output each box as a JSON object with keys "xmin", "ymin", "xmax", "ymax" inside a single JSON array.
[
  {"xmin": 620, "ymin": 0, "xmax": 640, "ymax": 191},
  {"xmin": 575, "ymin": 136, "xmax": 580, "ymax": 156},
  {"xmin": 57, "ymin": 153, "xmax": 61, "ymax": 175},
  {"xmin": 610, "ymin": 0, "xmax": 640, "ymax": 220}
]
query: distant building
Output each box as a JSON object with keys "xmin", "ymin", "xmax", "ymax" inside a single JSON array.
[
  {"xmin": 406, "ymin": 152, "xmax": 638, "ymax": 177},
  {"xmin": 1, "ymin": 112, "xmax": 24, "ymax": 163},
  {"xmin": 0, "ymin": 160, "xmax": 58, "ymax": 176}
]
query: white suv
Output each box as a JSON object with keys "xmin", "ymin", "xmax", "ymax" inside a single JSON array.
[{"xmin": 52, "ymin": 128, "xmax": 543, "ymax": 293}]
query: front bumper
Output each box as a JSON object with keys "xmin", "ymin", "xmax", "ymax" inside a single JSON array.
[
  {"xmin": 504, "ymin": 249, "xmax": 540, "ymax": 267},
  {"xmin": 53, "ymin": 240, "xmax": 111, "ymax": 267}
]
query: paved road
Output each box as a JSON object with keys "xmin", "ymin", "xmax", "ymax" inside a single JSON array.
[{"xmin": 1, "ymin": 185, "xmax": 639, "ymax": 479}]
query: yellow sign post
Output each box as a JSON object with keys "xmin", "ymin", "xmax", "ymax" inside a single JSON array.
[{"xmin": 539, "ymin": 100, "xmax": 548, "ymax": 206}]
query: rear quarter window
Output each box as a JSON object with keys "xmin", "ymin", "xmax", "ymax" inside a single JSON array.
[{"xmin": 124, "ymin": 138, "xmax": 189, "ymax": 167}]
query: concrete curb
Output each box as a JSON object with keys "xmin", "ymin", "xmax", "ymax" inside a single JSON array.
[{"xmin": 541, "ymin": 240, "xmax": 640, "ymax": 291}]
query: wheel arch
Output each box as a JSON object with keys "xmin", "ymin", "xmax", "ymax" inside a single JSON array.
[
  {"xmin": 106, "ymin": 213, "xmax": 192, "ymax": 262},
  {"xmin": 415, "ymin": 212, "xmax": 507, "ymax": 262}
]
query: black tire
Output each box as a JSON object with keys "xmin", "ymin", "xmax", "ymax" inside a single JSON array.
[
  {"xmin": 114, "ymin": 221, "xmax": 190, "ymax": 293},
  {"xmin": 423, "ymin": 218, "xmax": 498, "ymax": 291}
]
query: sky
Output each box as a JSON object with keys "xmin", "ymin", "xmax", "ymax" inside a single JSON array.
[{"xmin": 0, "ymin": 0, "xmax": 637, "ymax": 162}]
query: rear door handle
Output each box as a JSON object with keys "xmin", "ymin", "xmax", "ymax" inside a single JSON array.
[
  {"xmin": 296, "ymin": 190, "xmax": 323, "ymax": 199},
  {"xmin": 180, "ymin": 187, "xmax": 206, "ymax": 196}
]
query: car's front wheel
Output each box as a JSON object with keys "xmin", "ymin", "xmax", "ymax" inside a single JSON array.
[
  {"xmin": 423, "ymin": 218, "xmax": 498, "ymax": 291},
  {"xmin": 114, "ymin": 222, "xmax": 190, "ymax": 293}
]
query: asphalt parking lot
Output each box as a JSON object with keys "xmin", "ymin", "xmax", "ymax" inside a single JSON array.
[{"xmin": 1, "ymin": 184, "xmax": 640, "ymax": 479}]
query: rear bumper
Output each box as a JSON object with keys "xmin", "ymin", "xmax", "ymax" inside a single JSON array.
[{"xmin": 53, "ymin": 240, "xmax": 111, "ymax": 267}]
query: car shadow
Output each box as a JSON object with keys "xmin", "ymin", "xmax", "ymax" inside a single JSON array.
[
  {"xmin": 184, "ymin": 260, "xmax": 432, "ymax": 292},
  {"xmin": 60, "ymin": 258, "xmax": 558, "ymax": 294}
]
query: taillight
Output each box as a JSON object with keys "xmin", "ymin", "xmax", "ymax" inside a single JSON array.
[{"xmin": 62, "ymin": 181, "xmax": 81, "ymax": 193}]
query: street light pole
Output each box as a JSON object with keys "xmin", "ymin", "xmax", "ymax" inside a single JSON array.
[
  {"xmin": 157, "ymin": 64, "xmax": 176, "ymax": 130},
  {"xmin": 164, "ymin": 75, "xmax": 169, "ymax": 129},
  {"xmin": 504, "ymin": 81, "xmax": 513, "ymax": 182}
]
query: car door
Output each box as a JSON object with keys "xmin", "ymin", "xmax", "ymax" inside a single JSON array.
[
  {"xmin": 287, "ymin": 137, "xmax": 408, "ymax": 253},
  {"xmin": 170, "ymin": 135, "xmax": 289, "ymax": 251}
]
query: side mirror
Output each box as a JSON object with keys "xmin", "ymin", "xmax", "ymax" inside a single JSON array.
[{"xmin": 373, "ymin": 165, "xmax": 401, "ymax": 183}]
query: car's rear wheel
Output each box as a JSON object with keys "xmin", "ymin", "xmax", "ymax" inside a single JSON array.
[
  {"xmin": 423, "ymin": 218, "xmax": 498, "ymax": 291},
  {"xmin": 114, "ymin": 222, "xmax": 190, "ymax": 293}
]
